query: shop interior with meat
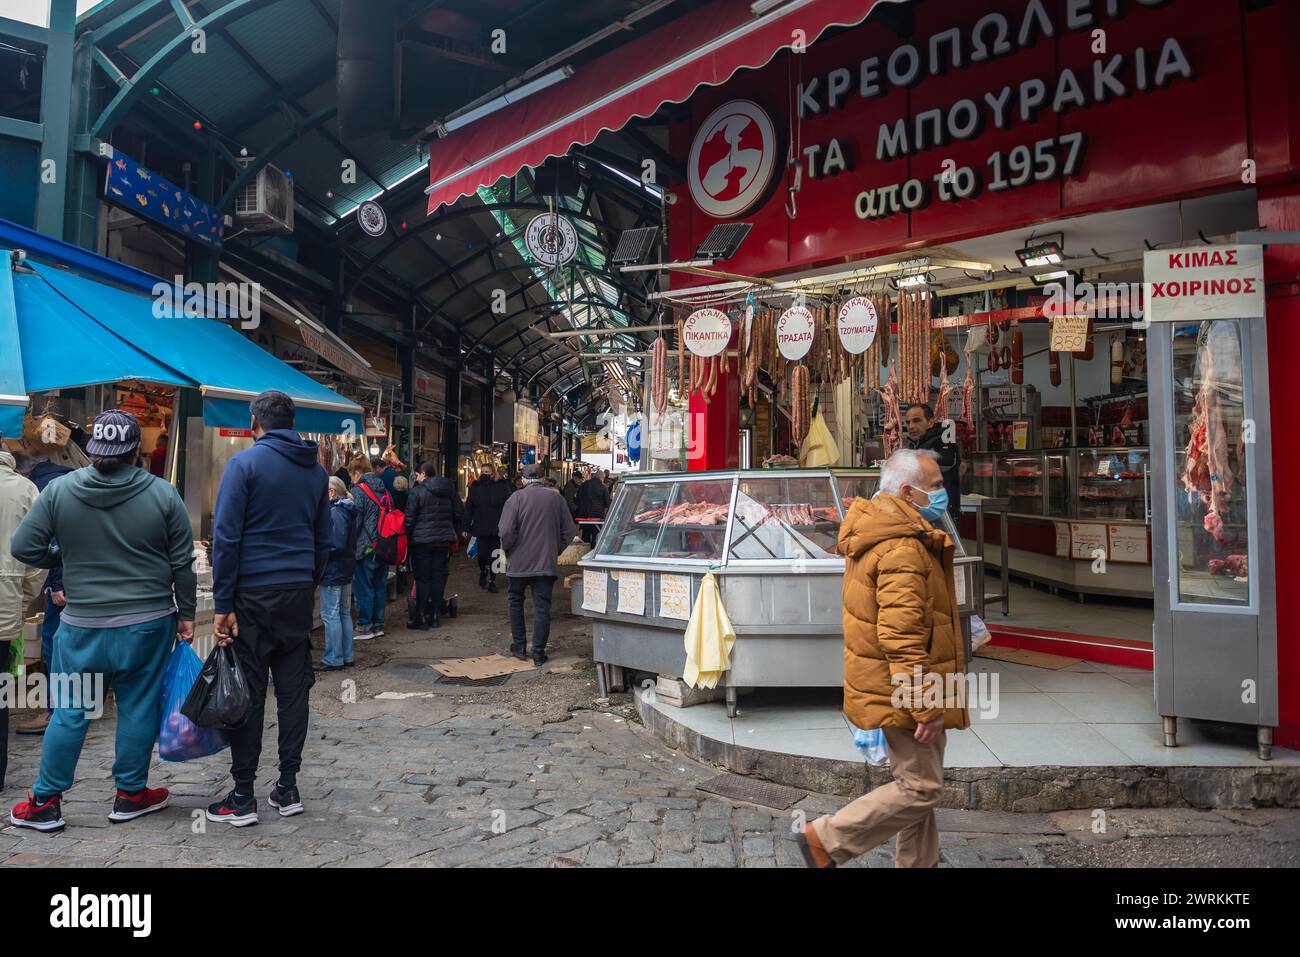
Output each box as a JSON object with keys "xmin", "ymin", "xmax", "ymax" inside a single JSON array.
[{"xmin": 637, "ymin": 190, "xmax": 1270, "ymax": 655}]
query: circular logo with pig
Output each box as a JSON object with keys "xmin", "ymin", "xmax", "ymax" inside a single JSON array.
[{"xmin": 687, "ymin": 100, "xmax": 778, "ymax": 219}]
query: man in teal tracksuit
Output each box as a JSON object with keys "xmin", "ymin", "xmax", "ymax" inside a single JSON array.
[{"xmin": 8, "ymin": 410, "xmax": 196, "ymax": 832}]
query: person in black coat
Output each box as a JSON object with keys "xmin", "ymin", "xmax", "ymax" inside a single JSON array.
[
  {"xmin": 465, "ymin": 466, "xmax": 513, "ymax": 592},
  {"xmin": 403, "ymin": 462, "xmax": 465, "ymax": 629},
  {"xmin": 575, "ymin": 470, "xmax": 611, "ymax": 544},
  {"xmin": 904, "ymin": 403, "xmax": 961, "ymax": 522}
]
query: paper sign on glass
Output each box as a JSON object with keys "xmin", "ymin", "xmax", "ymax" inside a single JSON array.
[
  {"xmin": 658, "ymin": 573, "xmax": 692, "ymax": 621},
  {"xmin": 582, "ymin": 570, "xmax": 608, "ymax": 613},
  {"xmin": 616, "ymin": 571, "xmax": 646, "ymax": 616}
]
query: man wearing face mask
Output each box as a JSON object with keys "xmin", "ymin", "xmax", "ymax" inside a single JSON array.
[
  {"xmin": 796, "ymin": 448, "xmax": 968, "ymax": 869},
  {"xmin": 904, "ymin": 403, "xmax": 960, "ymax": 522}
]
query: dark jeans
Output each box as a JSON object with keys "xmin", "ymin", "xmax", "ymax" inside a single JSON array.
[
  {"xmin": 476, "ymin": 535, "xmax": 500, "ymax": 580},
  {"xmin": 410, "ymin": 544, "xmax": 450, "ymax": 625},
  {"xmin": 0, "ymin": 640, "xmax": 8, "ymax": 789},
  {"xmin": 226, "ymin": 586, "xmax": 315, "ymax": 791},
  {"xmin": 507, "ymin": 575, "xmax": 555, "ymax": 657}
]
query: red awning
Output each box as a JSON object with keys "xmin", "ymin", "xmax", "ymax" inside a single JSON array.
[{"xmin": 425, "ymin": 0, "xmax": 900, "ymax": 214}]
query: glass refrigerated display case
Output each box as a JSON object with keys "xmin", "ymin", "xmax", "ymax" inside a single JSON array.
[
  {"xmin": 1076, "ymin": 447, "xmax": 1152, "ymax": 522},
  {"xmin": 963, "ymin": 448, "xmax": 1150, "ymax": 522}
]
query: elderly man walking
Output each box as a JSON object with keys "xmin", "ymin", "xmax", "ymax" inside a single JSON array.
[
  {"xmin": 498, "ymin": 463, "xmax": 576, "ymax": 667},
  {"xmin": 797, "ymin": 448, "xmax": 968, "ymax": 868}
]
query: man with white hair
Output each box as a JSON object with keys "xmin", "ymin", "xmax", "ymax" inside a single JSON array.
[{"xmin": 796, "ymin": 448, "xmax": 969, "ymax": 868}]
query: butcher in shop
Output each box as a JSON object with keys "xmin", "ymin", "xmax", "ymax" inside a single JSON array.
[{"xmin": 904, "ymin": 404, "xmax": 961, "ymax": 521}]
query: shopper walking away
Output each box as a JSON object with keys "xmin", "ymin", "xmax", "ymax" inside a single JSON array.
[
  {"xmin": 318, "ymin": 476, "xmax": 359, "ymax": 671},
  {"xmin": 404, "ymin": 462, "xmax": 464, "ymax": 629},
  {"xmin": 206, "ymin": 391, "xmax": 331, "ymax": 827},
  {"xmin": 12, "ymin": 451, "xmax": 71, "ymax": 735},
  {"xmin": 351, "ymin": 456, "xmax": 391, "ymax": 640},
  {"xmin": 9, "ymin": 411, "xmax": 196, "ymax": 832},
  {"xmin": 796, "ymin": 449, "xmax": 968, "ymax": 868},
  {"xmin": 391, "ymin": 474, "xmax": 410, "ymax": 511},
  {"xmin": 0, "ymin": 450, "xmax": 43, "ymax": 791},
  {"xmin": 466, "ymin": 465, "xmax": 512, "ymax": 592},
  {"xmin": 498, "ymin": 463, "xmax": 577, "ymax": 666},
  {"xmin": 148, "ymin": 433, "xmax": 168, "ymax": 477},
  {"xmin": 576, "ymin": 467, "xmax": 610, "ymax": 545},
  {"xmin": 904, "ymin": 403, "xmax": 961, "ymax": 521},
  {"xmin": 563, "ymin": 471, "xmax": 582, "ymax": 518}
]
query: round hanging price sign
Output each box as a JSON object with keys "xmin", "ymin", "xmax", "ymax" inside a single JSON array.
[
  {"xmin": 837, "ymin": 296, "xmax": 879, "ymax": 354},
  {"xmin": 776, "ymin": 305, "xmax": 815, "ymax": 360},
  {"xmin": 682, "ymin": 308, "xmax": 732, "ymax": 357}
]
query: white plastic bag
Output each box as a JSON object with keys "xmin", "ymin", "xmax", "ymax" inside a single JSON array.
[
  {"xmin": 970, "ymin": 614, "xmax": 991, "ymax": 652},
  {"xmin": 848, "ymin": 721, "xmax": 888, "ymax": 766}
]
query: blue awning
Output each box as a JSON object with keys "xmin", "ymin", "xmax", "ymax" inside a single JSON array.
[
  {"xmin": 27, "ymin": 263, "xmax": 362, "ymax": 435},
  {"xmin": 0, "ymin": 258, "xmax": 27, "ymax": 438}
]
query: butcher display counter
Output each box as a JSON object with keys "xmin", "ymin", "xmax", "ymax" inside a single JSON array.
[
  {"xmin": 962, "ymin": 448, "xmax": 1153, "ymax": 599},
  {"xmin": 572, "ymin": 468, "xmax": 979, "ymax": 716}
]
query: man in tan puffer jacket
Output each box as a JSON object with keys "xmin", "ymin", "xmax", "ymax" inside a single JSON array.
[{"xmin": 797, "ymin": 448, "xmax": 968, "ymax": 868}]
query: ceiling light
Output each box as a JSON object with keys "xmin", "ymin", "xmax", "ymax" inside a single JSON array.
[
  {"xmin": 891, "ymin": 272, "xmax": 932, "ymax": 289},
  {"xmin": 1032, "ymin": 269, "xmax": 1071, "ymax": 283},
  {"xmin": 1017, "ymin": 237, "xmax": 1064, "ymax": 268}
]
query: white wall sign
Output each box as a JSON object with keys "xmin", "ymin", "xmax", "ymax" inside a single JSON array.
[
  {"xmin": 687, "ymin": 99, "xmax": 778, "ymax": 219},
  {"xmin": 1143, "ymin": 245, "xmax": 1264, "ymax": 323},
  {"xmin": 1054, "ymin": 521, "xmax": 1071, "ymax": 558},
  {"xmin": 682, "ymin": 308, "xmax": 731, "ymax": 357},
  {"xmin": 777, "ymin": 305, "xmax": 815, "ymax": 360},
  {"xmin": 525, "ymin": 212, "xmax": 578, "ymax": 267},
  {"xmin": 1107, "ymin": 524, "xmax": 1150, "ymax": 564},
  {"xmin": 837, "ymin": 296, "xmax": 879, "ymax": 355},
  {"xmin": 985, "ymin": 386, "xmax": 1021, "ymax": 415},
  {"xmin": 1049, "ymin": 315, "xmax": 1089, "ymax": 352}
]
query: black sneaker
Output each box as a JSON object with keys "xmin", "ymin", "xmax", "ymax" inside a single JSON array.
[
  {"xmin": 479, "ymin": 570, "xmax": 488, "ymax": 588},
  {"xmin": 10, "ymin": 792, "xmax": 65, "ymax": 832},
  {"xmin": 509, "ymin": 647, "xmax": 528, "ymax": 661},
  {"xmin": 532, "ymin": 653, "xmax": 549, "ymax": 667},
  {"xmin": 487, "ymin": 581, "xmax": 499, "ymax": 593},
  {"xmin": 268, "ymin": 782, "xmax": 304, "ymax": 817},
  {"xmin": 314, "ymin": 661, "xmax": 344, "ymax": 672},
  {"xmin": 206, "ymin": 790, "xmax": 259, "ymax": 827}
]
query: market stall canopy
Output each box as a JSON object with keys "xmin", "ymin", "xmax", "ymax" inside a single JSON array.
[
  {"xmin": 424, "ymin": 0, "xmax": 902, "ymax": 214},
  {"xmin": 22, "ymin": 263, "xmax": 363, "ymax": 435}
]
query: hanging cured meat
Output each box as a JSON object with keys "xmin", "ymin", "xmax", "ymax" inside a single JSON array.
[
  {"xmin": 960, "ymin": 351, "xmax": 974, "ymax": 427},
  {"xmin": 652, "ymin": 336, "xmax": 668, "ymax": 414},
  {"xmin": 1181, "ymin": 328, "xmax": 1233, "ymax": 543},
  {"xmin": 876, "ymin": 359, "xmax": 903, "ymax": 455},
  {"xmin": 791, "ymin": 364, "xmax": 811, "ymax": 447},
  {"xmin": 1049, "ymin": 349, "xmax": 1062, "ymax": 387},
  {"xmin": 1111, "ymin": 336, "xmax": 1125, "ymax": 386}
]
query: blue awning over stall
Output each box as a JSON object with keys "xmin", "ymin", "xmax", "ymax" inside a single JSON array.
[
  {"xmin": 0, "ymin": 257, "xmax": 28, "ymax": 438},
  {"xmin": 27, "ymin": 263, "xmax": 362, "ymax": 435}
]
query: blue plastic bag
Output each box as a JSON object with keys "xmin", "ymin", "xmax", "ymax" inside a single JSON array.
[
  {"xmin": 158, "ymin": 643, "xmax": 228, "ymax": 762},
  {"xmin": 848, "ymin": 721, "xmax": 889, "ymax": 766},
  {"xmin": 466, "ymin": 536, "xmax": 478, "ymax": 558}
]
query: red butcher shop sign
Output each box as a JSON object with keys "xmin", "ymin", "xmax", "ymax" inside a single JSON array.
[{"xmin": 1143, "ymin": 245, "xmax": 1264, "ymax": 323}]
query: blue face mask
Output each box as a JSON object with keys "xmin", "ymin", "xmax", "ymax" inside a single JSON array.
[{"xmin": 913, "ymin": 486, "xmax": 949, "ymax": 523}]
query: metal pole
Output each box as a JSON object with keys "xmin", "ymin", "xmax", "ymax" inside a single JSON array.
[{"xmin": 1069, "ymin": 352, "xmax": 1078, "ymax": 447}]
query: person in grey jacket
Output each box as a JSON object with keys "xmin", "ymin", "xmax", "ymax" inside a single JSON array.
[
  {"xmin": 9, "ymin": 410, "xmax": 195, "ymax": 833},
  {"xmin": 498, "ymin": 463, "xmax": 577, "ymax": 666}
]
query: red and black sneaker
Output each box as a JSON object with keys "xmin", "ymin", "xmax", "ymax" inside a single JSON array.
[
  {"xmin": 206, "ymin": 790, "xmax": 258, "ymax": 827},
  {"xmin": 108, "ymin": 786, "xmax": 169, "ymax": 822},
  {"xmin": 10, "ymin": 792, "xmax": 65, "ymax": 832}
]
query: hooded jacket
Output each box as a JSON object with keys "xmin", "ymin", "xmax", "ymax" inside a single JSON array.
[
  {"xmin": 576, "ymin": 475, "xmax": 610, "ymax": 519},
  {"xmin": 10, "ymin": 462, "xmax": 197, "ymax": 621},
  {"xmin": 321, "ymin": 495, "xmax": 359, "ymax": 586},
  {"xmin": 211, "ymin": 429, "xmax": 330, "ymax": 614},
  {"xmin": 0, "ymin": 451, "xmax": 43, "ymax": 636},
  {"xmin": 350, "ymin": 472, "xmax": 388, "ymax": 559},
  {"xmin": 907, "ymin": 424, "xmax": 961, "ymax": 519},
  {"xmin": 404, "ymin": 475, "xmax": 464, "ymax": 546},
  {"xmin": 465, "ymin": 477, "xmax": 512, "ymax": 538},
  {"xmin": 838, "ymin": 491, "xmax": 969, "ymax": 732},
  {"xmin": 28, "ymin": 459, "xmax": 71, "ymax": 592}
]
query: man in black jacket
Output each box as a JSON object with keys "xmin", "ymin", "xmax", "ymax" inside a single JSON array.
[
  {"xmin": 465, "ymin": 465, "xmax": 512, "ymax": 592},
  {"xmin": 404, "ymin": 462, "xmax": 464, "ymax": 629},
  {"xmin": 575, "ymin": 469, "xmax": 611, "ymax": 544},
  {"xmin": 904, "ymin": 403, "xmax": 961, "ymax": 522}
]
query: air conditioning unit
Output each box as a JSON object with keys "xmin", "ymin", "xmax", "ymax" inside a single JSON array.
[{"xmin": 234, "ymin": 159, "xmax": 294, "ymax": 233}]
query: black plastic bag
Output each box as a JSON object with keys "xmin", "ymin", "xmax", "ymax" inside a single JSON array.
[{"xmin": 181, "ymin": 644, "xmax": 251, "ymax": 730}]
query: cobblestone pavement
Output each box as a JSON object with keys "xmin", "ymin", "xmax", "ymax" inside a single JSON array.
[{"xmin": 2, "ymin": 563, "xmax": 1298, "ymax": 868}]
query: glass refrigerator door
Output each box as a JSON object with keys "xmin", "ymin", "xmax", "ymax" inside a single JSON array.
[
  {"xmin": 965, "ymin": 453, "xmax": 996, "ymax": 498},
  {"xmin": 1076, "ymin": 448, "xmax": 1150, "ymax": 521},
  {"xmin": 996, "ymin": 453, "xmax": 1045, "ymax": 514}
]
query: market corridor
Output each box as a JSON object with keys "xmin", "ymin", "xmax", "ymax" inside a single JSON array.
[{"xmin": 2, "ymin": 561, "xmax": 1295, "ymax": 869}]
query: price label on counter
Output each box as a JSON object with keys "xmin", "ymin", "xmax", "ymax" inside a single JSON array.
[
  {"xmin": 1069, "ymin": 523, "xmax": 1108, "ymax": 561},
  {"xmin": 1108, "ymin": 524, "xmax": 1150, "ymax": 564},
  {"xmin": 659, "ymin": 573, "xmax": 692, "ymax": 621},
  {"xmin": 616, "ymin": 570, "xmax": 646, "ymax": 616},
  {"xmin": 582, "ymin": 570, "xmax": 608, "ymax": 613},
  {"xmin": 952, "ymin": 565, "xmax": 967, "ymax": 607},
  {"xmin": 1054, "ymin": 522, "xmax": 1071, "ymax": 558},
  {"xmin": 1050, "ymin": 315, "xmax": 1089, "ymax": 353}
]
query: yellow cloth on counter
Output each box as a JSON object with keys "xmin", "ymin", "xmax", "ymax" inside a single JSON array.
[
  {"xmin": 682, "ymin": 572, "xmax": 736, "ymax": 690},
  {"xmin": 799, "ymin": 411, "xmax": 840, "ymax": 467}
]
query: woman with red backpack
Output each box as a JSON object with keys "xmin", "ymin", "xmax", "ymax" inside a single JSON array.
[{"xmin": 350, "ymin": 456, "xmax": 400, "ymax": 639}]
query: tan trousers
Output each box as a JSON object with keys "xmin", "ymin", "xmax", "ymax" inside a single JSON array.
[{"xmin": 812, "ymin": 726, "xmax": 946, "ymax": 868}]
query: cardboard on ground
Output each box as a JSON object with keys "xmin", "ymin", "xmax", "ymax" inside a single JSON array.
[
  {"xmin": 974, "ymin": 646, "xmax": 1082, "ymax": 670},
  {"xmin": 433, "ymin": 654, "xmax": 536, "ymax": 679}
]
